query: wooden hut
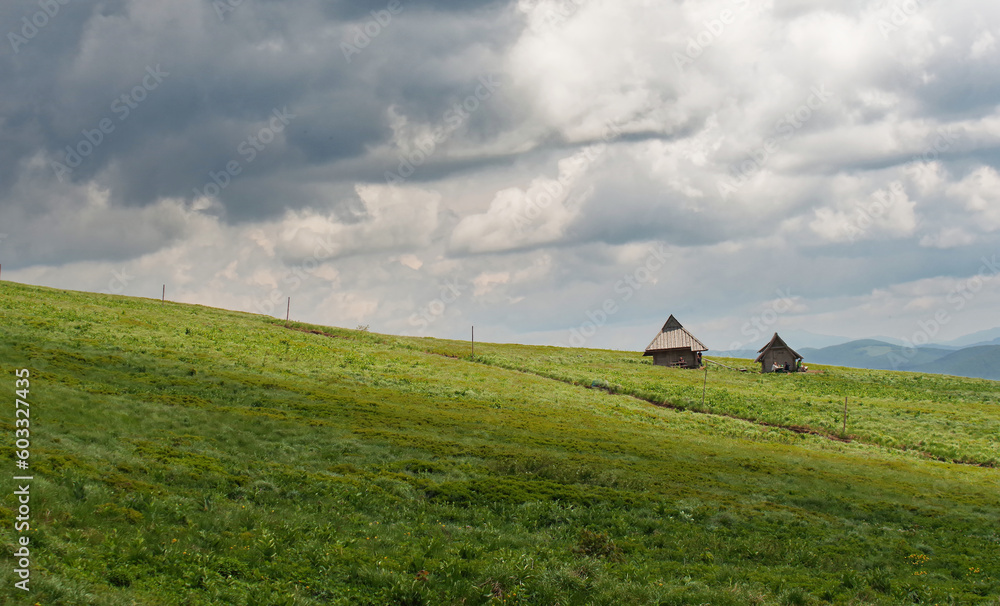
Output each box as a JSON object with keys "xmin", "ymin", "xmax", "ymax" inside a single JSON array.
[
  {"xmin": 755, "ymin": 333, "xmax": 803, "ymax": 373},
  {"xmin": 643, "ymin": 315, "xmax": 708, "ymax": 368}
]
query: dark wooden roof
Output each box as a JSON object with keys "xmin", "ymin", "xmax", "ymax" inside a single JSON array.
[
  {"xmin": 754, "ymin": 333, "xmax": 803, "ymax": 362},
  {"xmin": 643, "ymin": 315, "xmax": 708, "ymax": 354}
]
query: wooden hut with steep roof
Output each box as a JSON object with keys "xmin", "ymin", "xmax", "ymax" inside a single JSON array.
[
  {"xmin": 755, "ymin": 333, "xmax": 803, "ymax": 373},
  {"xmin": 643, "ymin": 315, "xmax": 708, "ymax": 369}
]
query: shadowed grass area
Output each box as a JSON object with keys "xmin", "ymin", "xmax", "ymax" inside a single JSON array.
[{"xmin": 0, "ymin": 281, "xmax": 998, "ymax": 605}]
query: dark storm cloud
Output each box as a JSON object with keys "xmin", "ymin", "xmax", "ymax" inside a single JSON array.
[
  {"xmin": 0, "ymin": 0, "xmax": 518, "ymax": 224},
  {"xmin": 318, "ymin": 0, "xmax": 507, "ymax": 21},
  {"xmin": 0, "ymin": 0, "xmax": 127, "ymax": 191}
]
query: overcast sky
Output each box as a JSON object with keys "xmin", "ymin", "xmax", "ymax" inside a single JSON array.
[{"xmin": 2, "ymin": 0, "xmax": 999, "ymax": 351}]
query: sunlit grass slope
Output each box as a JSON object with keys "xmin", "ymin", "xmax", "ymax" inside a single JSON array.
[
  {"xmin": 0, "ymin": 281, "xmax": 998, "ymax": 605},
  {"xmin": 403, "ymin": 339, "xmax": 1000, "ymax": 467}
]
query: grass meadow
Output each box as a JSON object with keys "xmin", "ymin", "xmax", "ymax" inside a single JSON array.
[{"xmin": 1, "ymin": 281, "xmax": 998, "ymax": 605}]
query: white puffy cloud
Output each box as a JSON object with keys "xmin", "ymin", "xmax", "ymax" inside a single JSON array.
[
  {"xmin": 398, "ymin": 254, "xmax": 424, "ymax": 270},
  {"xmin": 920, "ymin": 227, "xmax": 978, "ymax": 249},
  {"xmin": 450, "ymin": 148, "xmax": 600, "ymax": 253},
  {"xmin": 473, "ymin": 271, "xmax": 511, "ymax": 296},
  {"xmin": 274, "ymin": 184, "xmax": 441, "ymax": 261},
  {"xmin": 969, "ymin": 30, "xmax": 996, "ymax": 59},
  {"xmin": 809, "ymin": 180, "xmax": 918, "ymax": 243},
  {"xmin": 947, "ymin": 166, "xmax": 1000, "ymax": 231}
]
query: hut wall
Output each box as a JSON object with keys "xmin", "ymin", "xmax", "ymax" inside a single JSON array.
[
  {"xmin": 760, "ymin": 349, "xmax": 798, "ymax": 372},
  {"xmin": 652, "ymin": 350, "xmax": 698, "ymax": 368}
]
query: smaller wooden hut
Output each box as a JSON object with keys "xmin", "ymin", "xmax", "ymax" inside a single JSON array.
[
  {"xmin": 643, "ymin": 315, "xmax": 708, "ymax": 369},
  {"xmin": 755, "ymin": 333, "xmax": 803, "ymax": 373}
]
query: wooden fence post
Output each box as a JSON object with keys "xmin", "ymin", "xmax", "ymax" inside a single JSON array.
[{"xmin": 701, "ymin": 366, "xmax": 708, "ymax": 408}]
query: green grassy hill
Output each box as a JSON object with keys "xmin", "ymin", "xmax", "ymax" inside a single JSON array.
[{"xmin": 1, "ymin": 281, "xmax": 998, "ymax": 605}]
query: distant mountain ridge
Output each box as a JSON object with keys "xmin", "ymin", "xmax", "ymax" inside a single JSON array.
[
  {"xmin": 798, "ymin": 340, "xmax": 953, "ymax": 371},
  {"xmin": 716, "ymin": 338, "xmax": 1000, "ymax": 381},
  {"xmin": 930, "ymin": 326, "xmax": 1000, "ymax": 348},
  {"xmin": 909, "ymin": 346, "xmax": 1000, "ymax": 381}
]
